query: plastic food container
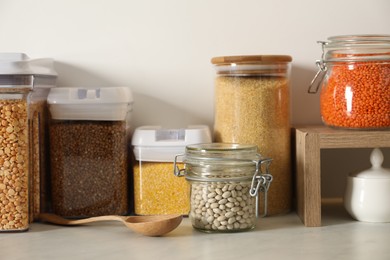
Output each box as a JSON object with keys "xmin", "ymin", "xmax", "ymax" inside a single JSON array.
[
  {"xmin": 47, "ymin": 87, "xmax": 133, "ymax": 218},
  {"xmin": 132, "ymin": 125, "xmax": 211, "ymax": 215},
  {"xmin": 344, "ymin": 148, "xmax": 390, "ymax": 222},
  {"xmin": 211, "ymin": 55, "xmax": 292, "ymax": 215},
  {"xmin": 0, "ymin": 53, "xmax": 57, "ymax": 231},
  {"xmin": 309, "ymin": 35, "xmax": 390, "ymax": 129},
  {"xmin": 174, "ymin": 143, "xmax": 273, "ymax": 233}
]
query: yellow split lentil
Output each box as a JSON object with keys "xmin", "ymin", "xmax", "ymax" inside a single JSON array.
[
  {"xmin": 133, "ymin": 162, "xmax": 190, "ymax": 215},
  {"xmin": 0, "ymin": 99, "xmax": 29, "ymax": 231}
]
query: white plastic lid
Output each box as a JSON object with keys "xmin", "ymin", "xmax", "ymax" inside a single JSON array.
[
  {"xmin": 47, "ymin": 87, "xmax": 133, "ymax": 121},
  {"xmin": 0, "ymin": 53, "xmax": 57, "ymax": 76},
  {"xmin": 132, "ymin": 125, "xmax": 212, "ymax": 162},
  {"xmin": 350, "ymin": 148, "xmax": 390, "ymax": 179}
]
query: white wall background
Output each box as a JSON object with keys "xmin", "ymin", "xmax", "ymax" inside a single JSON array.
[{"xmin": 1, "ymin": 0, "xmax": 389, "ymax": 198}]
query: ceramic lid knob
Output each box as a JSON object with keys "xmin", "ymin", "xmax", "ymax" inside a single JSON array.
[
  {"xmin": 371, "ymin": 148, "xmax": 384, "ymax": 169},
  {"xmin": 354, "ymin": 148, "xmax": 390, "ymax": 179}
]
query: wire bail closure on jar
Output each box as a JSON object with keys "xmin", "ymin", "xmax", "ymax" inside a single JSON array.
[
  {"xmin": 308, "ymin": 41, "xmax": 328, "ymax": 94},
  {"xmin": 173, "ymin": 154, "xmax": 186, "ymax": 177},
  {"xmin": 174, "ymin": 154, "xmax": 273, "ymax": 218},
  {"xmin": 250, "ymin": 158, "xmax": 273, "ymax": 217}
]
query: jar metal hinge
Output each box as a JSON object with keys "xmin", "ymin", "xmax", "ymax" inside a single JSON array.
[
  {"xmin": 308, "ymin": 41, "xmax": 328, "ymax": 94},
  {"xmin": 173, "ymin": 154, "xmax": 185, "ymax": 176},
  {"xmin": 250, "ymin": 158, "xmax": 273, "ymax": 217}
]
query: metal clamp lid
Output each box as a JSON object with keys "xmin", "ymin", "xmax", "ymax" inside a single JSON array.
[
  {"xmin": 249, "ymin": 158, "xmax": 273, "ymax": 217},
  {"xmin": 309, "ymin": 35, "xmax": 390, "ymax": 94},
  {"xmin": 308, "ymin": 41, "xmax": 328, "ymax": 94},
  {"xmin": 173, "ymin": 154, "xmax": 185, "ymax": 177}
]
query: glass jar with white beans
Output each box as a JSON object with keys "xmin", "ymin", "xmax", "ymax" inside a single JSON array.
[{"xmin": 174, "ymin": 143, "xmax": 273, "ymax": 233}]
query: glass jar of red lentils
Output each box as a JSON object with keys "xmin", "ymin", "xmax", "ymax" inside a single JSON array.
[{"xmin": 309, "ymin": 35, "xmax": 390, "ymax": 129}]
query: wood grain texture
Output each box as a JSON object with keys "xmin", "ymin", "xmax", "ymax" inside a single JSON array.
[{"xmin": 294, "ymin": 125, "xmax": 390, "ymax": 227}]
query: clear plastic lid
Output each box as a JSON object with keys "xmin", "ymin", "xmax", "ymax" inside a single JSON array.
[
  {"xmin": 47, "ymin": 87, "xmax": 133, "ymax": 121},
  {"xmin": 0, "ymin": 53, "xmax": 57, "ymax": 76},
  {"xmin": 132, "ymin": 125, "xmax": 212, "ymax": 162}
]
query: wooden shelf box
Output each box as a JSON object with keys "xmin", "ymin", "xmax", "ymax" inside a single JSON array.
[{"xmin": 294, "ymin": 125, "xmax": 390, "ymax": 227}]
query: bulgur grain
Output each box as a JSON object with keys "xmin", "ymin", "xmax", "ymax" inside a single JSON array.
[{"xmin": 213, "ymin": 76, "xmax": 291, "ymax": 215}]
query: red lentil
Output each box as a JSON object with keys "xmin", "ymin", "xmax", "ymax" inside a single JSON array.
[
  {"xmin": 320, "ymin": 61, "xmax": 390, "ymax": 129},
  {"xmin": 313, "ymin": 35, "xmax": 390, "ymax": 129}
]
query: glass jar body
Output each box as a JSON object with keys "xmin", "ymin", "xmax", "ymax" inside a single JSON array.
[
  {"xmin": 212, "ymin": 55, "xmax": 292, "ymax": 215},
  {"xmin": 313, "ymin": 35, "xmax": 390, "ymax": 129},
  {"xmin": 188, "ymin": 179, "xmax": 256, "ymax": 232},
  {"xmin": 320, "ymin": 61, "xmax": 390, "ymax": 129},
  {"xmin": 178, "ymin": 143, "xmax": 272, "ymax": 233}
]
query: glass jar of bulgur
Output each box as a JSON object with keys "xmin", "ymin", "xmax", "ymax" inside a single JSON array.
[
  {"xmin": 0, "ymin": 53, "xmax": 57, "ymax": 231},
  {"xmin": 47, "ymin": 87, "xmax": 133, "ymax": 218},
  {"xmin": 310, "ymin": 35, "xmax": 390, "ymax": 129},
  {"xmin": 174, "ymin": 143, "xmax": 273, "ymax": 233},
  {"xmin": 211, "ymin": 55, "xmax": 292, "ymax": 216},
  {"xmin": 131, "ymin": 125, "xmax": 211, "ymax": 215}
]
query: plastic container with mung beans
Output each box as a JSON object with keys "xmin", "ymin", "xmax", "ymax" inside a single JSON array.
[
  {"xmin": 0, "ymin": 53, "xmax": 57, "ymax": 231},
  {"xmin": 174, "ymin": 143, "xmax": 273, "ymax": 233},
  {"xmin": 309, "ymin": 35, "xmax": 390, "ymax": 129},
  {"xmin": 211, "ymin": 55, "xmax": 292, "ymax": 216},
  {"xmin": 47, "ymin": 87, "xmax": 133, "ymax": 218}
]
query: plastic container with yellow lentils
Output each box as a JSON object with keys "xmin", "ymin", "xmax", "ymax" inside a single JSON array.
[{"xmin": 131, "ymin": 125, "xmax": 211, "ymax": 215}]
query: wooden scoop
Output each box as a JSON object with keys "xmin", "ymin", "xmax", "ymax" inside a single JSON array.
[{"xmin": 38, "ymin": 213, "xmax": 183, "ymax": 237}]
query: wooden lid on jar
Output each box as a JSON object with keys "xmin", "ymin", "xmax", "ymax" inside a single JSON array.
[
  {"xmin": 211, "ymin": 55, "xmax": 292, "ymax": 76},
  {"xmin": 211, "ymin": 55, "xmax": 292, "ymax": 65}
]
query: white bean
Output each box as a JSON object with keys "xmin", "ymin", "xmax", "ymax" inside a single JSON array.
[
  {"xmin": 217, "ymin": 215, "xmax": 226, "ymax": 222},
  {"xmin": 222, "ymin": 191, "xmax": 231, "ymax": 198},
  {"xmin": 207, "ymin": 192, "xmax": 216, "ymax": 198},
  {"xmin": 210, "ymin": 203, "xmax": 219, "ymax": 209},
  {"xmin": 218, "ymin": 198, "xmax": 227, "ymax": 205},
  {"xmin": 190, "ymin": 181, "xmax": 256, "ymax": 232}
]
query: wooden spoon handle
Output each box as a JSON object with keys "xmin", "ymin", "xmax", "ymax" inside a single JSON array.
[{"xmin": 38, "ymin": 213, "xmax": 125, "ymax": 226}]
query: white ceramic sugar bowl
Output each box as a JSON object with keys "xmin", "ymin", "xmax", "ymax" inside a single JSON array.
[{"xmin": 344, "ymin": 148, "xmax": 390, "ymax": 222}]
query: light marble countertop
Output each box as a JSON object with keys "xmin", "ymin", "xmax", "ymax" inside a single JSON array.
[{"xmin": 1, "ymin": 202, "xmax": 389, "ymax": 260}]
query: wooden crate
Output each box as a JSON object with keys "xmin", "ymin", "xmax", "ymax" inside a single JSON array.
[{"xmin": 294, "ymin": 125, "xmax": 390, "ymax": 227}]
